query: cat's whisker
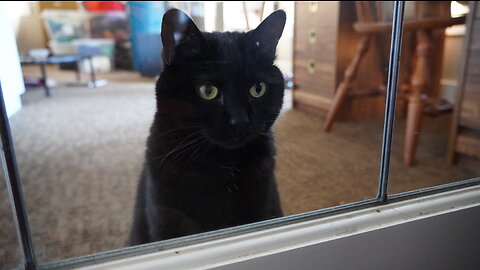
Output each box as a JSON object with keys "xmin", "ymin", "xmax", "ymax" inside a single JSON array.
[
  {"xmin": 168, "ymin": 136, "xmax": 206, "ymax": 166},
  {"xmin": 147, "ymin": 128, "xmax": 204, "ymax": 149},
  {"xmin": 160, "ymin": 136, "xmax": 203, "ymax": 161},
  {"xmin": 160, "ymin": 131, "xmax": 202, "ymax": 149},
  {"xmin": 153, "ymin": 125, "xmax": 205, "ymax": 139},
  {"xmin": 181, "ymin": 140, "xmax": 209, "ymax": 171},
  {"xmin": 150, "ymin": 131, "xmax": 204, "ymax": 164},
  {"xmin": 175, "ymin": 140, "xmax": 212, "ymax": 182}
]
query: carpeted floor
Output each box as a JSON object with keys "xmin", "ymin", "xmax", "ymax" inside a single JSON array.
[{"xmin": 0, "ymin": 67, "xmax": 478, "ymax": 269}]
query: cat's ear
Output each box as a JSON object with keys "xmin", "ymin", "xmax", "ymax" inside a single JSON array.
[
  {"xmin": 161, "ymin": 9, "xmax": 203, "ymax": 65},
  {"xmin": 249, "ymin": 10, "xmax": 286, "ymax": 56}
]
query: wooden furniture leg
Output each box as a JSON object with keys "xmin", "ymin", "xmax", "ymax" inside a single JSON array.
[
  {"xmin": 404, "ymin": 30, "xmax": 430, "ymax": 165},
  {"xmin": 39, "ymin": 63, "xmax": 51, "ymax": 97},
  {"xmin": 323, "ymin": 35, "xmax": 370, "ymax": 132}
]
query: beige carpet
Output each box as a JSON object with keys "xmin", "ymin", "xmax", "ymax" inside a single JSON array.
[{"xmin": 0, "ymin": 67, "xmax": 477, "ymax": 269}]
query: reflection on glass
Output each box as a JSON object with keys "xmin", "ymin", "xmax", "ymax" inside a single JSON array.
[
  {"xmin": 2, "ymin": 1, "xmax": 401, "ymax": 264},
  {"xmin": 389, "ymin": 1, "xmax": 479, "ymax": 194}
]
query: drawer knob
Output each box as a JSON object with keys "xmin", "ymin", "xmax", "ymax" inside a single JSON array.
[
  {"xmin": 308, "ymin": 60, "xmax": 316, "ymax": 74},
  {"xmin": 308, "ymin": 29, "xmax": 317, "ymax": 43}
]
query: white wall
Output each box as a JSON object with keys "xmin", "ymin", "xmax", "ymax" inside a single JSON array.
[
  {"xmin": 221, "ymin": 2, "xmax": 294, "ymax": 75},
  {"xmin": 3, "ymin": 1, "xmax": 46, "ymax": 54},
  {"xmin": 274, "ymin": 2, "xmax": 294, "ymax": 76},
  {"xmin": 0, "ymin": 2, "xmax": 25, "ymax": 117}
]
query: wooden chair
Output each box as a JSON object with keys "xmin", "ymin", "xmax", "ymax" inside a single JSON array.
[
  {"xmin": 447, "ymin": 1, "xmax": 480, "ymax": 165},
  {"xmin": 322, "ymin": 1, "xmax": 465, "ymax": 166}
]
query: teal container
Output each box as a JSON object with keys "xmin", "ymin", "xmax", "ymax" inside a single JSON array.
[{"xmin": 128, "ymin": 1, "xmax": 165, "ymax": 75}]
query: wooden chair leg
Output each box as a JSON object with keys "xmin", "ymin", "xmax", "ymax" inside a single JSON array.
[
  {"xmin": 323, "ymin": 35, "xmax": 370, "ymax": 132},
  {"xmin": 404, "ymin": 30, "xmax": 430, "ymax": 166},
  {"xmin": 404, "ymin": 89, "xmax": 424, "ymax": 165}
]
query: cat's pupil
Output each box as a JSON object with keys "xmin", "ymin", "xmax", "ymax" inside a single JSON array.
[{"xmin": 255, "ymin": 84, "xmax": 262, "ymax": 93}]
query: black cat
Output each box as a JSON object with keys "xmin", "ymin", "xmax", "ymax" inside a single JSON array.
[{"xmin": 129, "ymin": 9, "xmax": 286, "ymax": 245}]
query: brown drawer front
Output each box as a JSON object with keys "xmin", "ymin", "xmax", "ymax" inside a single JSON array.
[
  {"xmin": 294, "ymin": 59, "xmax": 335, "ymax": 99},
  {"xmin": 294, "ymin": 2, "xmax": 338, "ymax": 63},
  {"xmin": 294, "ymin": 2, "xmax": 339, "ymax": 102},
  {"xmin": 293, "ymin": 90, "xmax": 331, "ymax": 111}
]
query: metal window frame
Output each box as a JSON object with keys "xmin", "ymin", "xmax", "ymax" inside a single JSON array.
[
  {"xmin": 0, "ymin": 2, "xmax": 479, "ymax": 270},
  {"xmin": 0, "ymin": 86, "xmax": 37, "ymax": 269}
]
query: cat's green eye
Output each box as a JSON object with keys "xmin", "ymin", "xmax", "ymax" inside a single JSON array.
[
  {"xmin": 198, "ymin": 84, "xmax": 218, "ymax": 100},
  {"xmin": 249, "ymin": 82, "xmax": 267, "ymax": 98}
]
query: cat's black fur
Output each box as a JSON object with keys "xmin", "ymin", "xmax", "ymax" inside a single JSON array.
[{"xmin": 129, "ymin": 9, "xmax": 286, "ymax": 245}]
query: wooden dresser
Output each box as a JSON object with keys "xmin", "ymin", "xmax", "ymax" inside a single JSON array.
[
  {"xmin": 293, "ymin": 1, "xmax": 451, "ymax": 123},
  {"xmin": 448, "ymin": 1, "xmax": 480, "ymax": 164},
  {"xmin": 293, "ymin": 1, "xmax": 386, "ymax": 120}
]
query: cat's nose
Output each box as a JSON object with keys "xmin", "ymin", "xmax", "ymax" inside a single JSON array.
[{"xmin": 229, "ymin": 114, "xmax": 249, "ymax": 128}]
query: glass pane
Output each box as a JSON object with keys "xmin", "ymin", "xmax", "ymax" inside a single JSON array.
[
  {"xmin": 4, "ymin": 1, "xmax": 395, "ymax": 264},
  {"xmin": 389, "ymin": 1, "xmax": 479, "ymax": 194},
  {"xmin": 278, "ymin": 1, "xmax": 391, "ymax": 214},
  {"xmin": 11, "ymin": 69, "xmax": 154, "ymax": 261}
]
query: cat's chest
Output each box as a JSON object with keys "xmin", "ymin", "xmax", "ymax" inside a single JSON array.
[
  {"xmin": 153, "ymin": 157, "xmax": 271, "ymax": 195},
  {"xmin": 147, "ymin": 154, "xmax": 276, "ymax": 227},
  {"xmin": 190, "ymin": 162, "xmax": 263, "ymax": 192}
]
